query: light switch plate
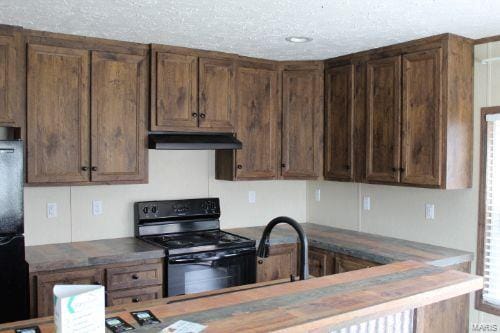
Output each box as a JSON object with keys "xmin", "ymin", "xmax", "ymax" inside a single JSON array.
[
  {"xmin": 315, "ymin": 188, "xmax": 321, "ymax": 202},
  {"xmin": 363, "ymin": 196, "xmax": 371, "ymax": 211},
  {"xmin": 425, "ymin": 203, "xmax": 435, "ymax": 220},
  {"xmin": 47, "ymin": 203, "xmax": 57, "ymax": 219},
  {"xmin": 92, "ymin": 200, "xmax": 103, "ymax": 216},
  {"xmin": 248, "ymin": 191, "xmax": 256, "ymax": 204}
]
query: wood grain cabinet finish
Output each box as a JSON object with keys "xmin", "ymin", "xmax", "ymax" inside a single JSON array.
[
  {"xmin": 308, "ymin": 247, "xmax": 334, "ymax": 277},
  {"xmin": 0, "ymin": 25, "xmax": 23, "ymax": 128},
  {"xmin": 90, "ymin": 51, "xmax": 148, "ymax": 183},
  {"xmin": 335, "ymin": 253, "xmax": 379, "ymax": 273},
  {"xmin": 152, "ymin": 52, "xmax": 198, "ymax": 131},
  {"xmin": 401, "ymin": 48, "xmax": 442, "ymax": 187},
  {"xmin": 256, "ymin": 243, "xmax": 297, "ymax": 282},
  {"xmin": 366, "ymin": 56, "xmax": 402, "ymax": 183},
  {"xmin": 27, "ymin": 44, "xmax": 91, "ymax": 184},
  {"xmin": 198, "ymin": 57, "xmax": 235, "ymax": 132},
  {"xmin": 216, "ymin": 60, "xmax": 280, "ymax": 180},
  {"xmin": 35, "ymin": 268, "xmax": 103, "ymax": 317},
  {"xmin": 324, "ymin": 64, "xmax": 355, "ymax": 181},
  {"xmin": 25, "ymin": 31, "xmax": 149, "ymax": 185},
  {"xmin": 151, "ymin": 46, "xmax": 236, "ymax": 133},
  {"xmin": 30, "ymin": 259, "xmax": 163, "ymax": 318},
  {"xmin": 281, "ymin": 63, "xmax": 323, "ymax": 179}
]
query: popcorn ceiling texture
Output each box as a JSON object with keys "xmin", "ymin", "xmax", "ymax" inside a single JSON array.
[{"xmin": 0, "ymin": 0, "xmax": 499, "ymax": 60}]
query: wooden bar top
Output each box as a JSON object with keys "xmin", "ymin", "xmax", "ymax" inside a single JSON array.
[
  {"xmin": 25, "ymin": 237, "xmax": 165, "ymax": 272},
  {"xmin": 227, "ymin": 223, "xmax": 473, "ymax": 267},
  {"xmin": 0, "ymin": 261, "xmax": 482, "ymax": 332}
]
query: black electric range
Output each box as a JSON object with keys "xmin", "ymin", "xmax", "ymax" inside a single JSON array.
[{"xmin": 135, "ymin": 198, "xmax": 256, "ymax": 297}]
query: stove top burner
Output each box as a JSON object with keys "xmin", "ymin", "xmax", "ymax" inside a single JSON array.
[{"xmin": 143, "ymin": 230, "xmax": 253, "ymax": 252}]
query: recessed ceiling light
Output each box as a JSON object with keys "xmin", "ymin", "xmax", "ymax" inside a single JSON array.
[{"xmin": 285, "ymin": 36, "xmax": 313, "ymax": 43}]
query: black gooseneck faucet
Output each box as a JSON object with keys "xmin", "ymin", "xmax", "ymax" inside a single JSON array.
[{"xmin": 257, "ymin": 216, "xmax": 309, "ymax": 280}]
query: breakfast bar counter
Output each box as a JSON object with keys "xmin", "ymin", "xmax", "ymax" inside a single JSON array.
[{"xmin": 0, "ymin": 260, "xmax": 482, "ymax": 332}]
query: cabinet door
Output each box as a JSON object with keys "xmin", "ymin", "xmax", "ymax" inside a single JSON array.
[
  {"xmin": 256, "ymin": 244, "xmax": 297, "ymax": 282},
  {"xmin": 281, "ymin": 69, "xmax": 323, "ymax": 179},
  {"xmin": 335, "ymin": 253, "xmax": 379, "ymax": 273},
  {"xmin": 401, "ymin": 48, "xmax": 442, "ymax": 187},
  {"xmin": 152, "ymin": 52, "xmax": 198, "ymax": 131},
  {"xmin": 27, "ymin": 44, "xmax": 90, "ymax": 184},
  {"xmin": 308, "ymin": 247, "xmax": 334, "ymax": 277},
  {"xmin": 90, "ymin": 51, "xmax": 148, "ymax": 183},
  {"xmin": 0, "ymin": 31, "xmax": 21, "ymax": 126},
  {"xmin": 199, "ymin": 57, "xmax": 235, "ymax": 132},
  {"xmin": 234, "ymin": 63, "xmax": 280, "ymax": 180},
  {"xmin": 366, "ymin": 56, "xmax": 402, "ymax": 183},
  {"xmin": 324, "ymin": 64, "xmax": 355, "ymax": 181},
  {"xmin": 36, "ymin": 268, "xmax": 103, "ymax": 317}
]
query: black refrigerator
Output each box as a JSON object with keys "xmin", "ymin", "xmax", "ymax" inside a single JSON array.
[{"xmin": 0, "ymin": 140, "xmax": 29, "ymax": 323}]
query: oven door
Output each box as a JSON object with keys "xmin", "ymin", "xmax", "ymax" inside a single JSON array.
[{"xmin": 167, "ymin": 247, "xmax": 256, "ymax": 297}]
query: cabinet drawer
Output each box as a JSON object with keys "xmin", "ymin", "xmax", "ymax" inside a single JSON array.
[
  {"xmin": 106, "ymin": 263, "xmax": 162, "ymax": 291},
  {"xmin": 106, "ymin": 285, "xmax": 162, "ymax": 306}
]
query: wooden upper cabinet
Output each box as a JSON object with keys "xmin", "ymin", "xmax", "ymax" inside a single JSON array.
[
  {"xmin": 152, "ymin": 52, "xmax": 198, "ymax": 131},
  {"xmin": 0, "ymin": 26, "xmax": 23, "ymax": 127},
  {"xmin": 324, "ymin": 64, "xmax": 355, "ymax": 181},
  {"xmin": 281, "ymin": 65, "xmax": 323, "ymax": 179},
  {"xmin": 27, "ymin": 44, "xmax": 90, "ymax": 184},
  {"xmin": 401, "ymin": 48, "xmax": 442, "ymax": 187},
  {"xmin": 198, "ymin": 57, "xmax": 235, "ymax": 132},
  {"xmin": 366, "ymin": 56, "xmax": 402, "ymax": 183},
  {"xmin": 90, "ymin": 51, "xmax": 148, "ymax": 183},
  {"xmin": 233, "ymin": 62, "xmax": 280, "ymax": 180}
]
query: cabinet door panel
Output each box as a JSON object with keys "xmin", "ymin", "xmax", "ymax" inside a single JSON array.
[
  {"xmin": 36, "ymin": 268, "xmax": 103, "ymax": 317},
  {"xmin": 27, "ymin": 44, "xmax": 90, "ymax": 183},
  {"xmin": 153, "ymin": 52, "xmax": 198, "ymax": 131},
  {"xmin": 199, "ymin": 57, "xmax": 234, "ymax": 132},
  {"xmin": 0, "ymin": 34, "xmax": 19, "ymax": 125},
  {"xmin": 235, "ymin": 65, "xmax": 279, "ymax": 179},
  {"xmin": 256, "ymin": 244, "xmax": 297, "ymax": 282},
  {"xmin": 335, "ymin": 254, "xmax": 379, "ymax": 274},
  {"xmin": 366, "ymin": 56, "xmax": 401, "ymax": 183},
  {"xmin": 90, "ymin": 51, "xmax": 147, "ymax": 182},
  {"xmin": 402, "ymin": 49, "xmax": 442, "ymax": 186},
  {"xmin": 308, "ymin": 247, "xmax": 334, "ymax": 277},
  {"xmin": 324, "ymin": 64, "xmax": 355, "ymax": 181},
  {"xmin": 281, "ymin": 69, "xmax": 323, "ymax": 179}
]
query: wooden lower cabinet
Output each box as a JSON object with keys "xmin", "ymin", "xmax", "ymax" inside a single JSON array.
[
  {"xmin": 335, "ymin": 253, "xmax": 380, "ymax": 273},
  {"xmin": 29, "ymin": 259, "xmax": 163, "ymax": 318},
  {"xmin": 308, "ymin": 247, "xmax": 335, "ymax": 277},
  {"xmin": 256, "ymin": 244, "xmax": 298, "ymax": 282}
]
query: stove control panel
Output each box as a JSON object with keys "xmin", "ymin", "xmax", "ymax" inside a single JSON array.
[{"xmin": 135, "ymin": 198, "xmax": 220, "ymax": 221}]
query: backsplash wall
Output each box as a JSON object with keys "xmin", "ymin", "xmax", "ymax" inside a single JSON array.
[{"xmin": 22, "ymin": 150, "xmax": 307, "ymax": 246}]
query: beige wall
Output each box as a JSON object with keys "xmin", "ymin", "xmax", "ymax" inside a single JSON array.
[
  {"xmin": 23, "ymin": 150, "xmax": 306, "ymax": 246},
  {"xmin": 306, "ymin": 41, "xmax": 500, "ymax": 329}
]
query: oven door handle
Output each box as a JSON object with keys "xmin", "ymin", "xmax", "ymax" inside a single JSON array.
[{"xmin": 169, "ymin": 252, "xmax": 241, "ymax": 264}]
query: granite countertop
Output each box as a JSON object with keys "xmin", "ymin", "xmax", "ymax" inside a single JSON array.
[
  {"xmin": 25, "ymin": 237, "xmax": 165, "ymax": 273},
  {"xmin": 226, "ymin": 223, "xmax": 473, "ymax": 267},
  {"xmin": 0, "ymin": 260, "xmax": 482, "ymax": 332}
]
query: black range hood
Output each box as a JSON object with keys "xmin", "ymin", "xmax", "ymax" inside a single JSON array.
[{"xmin": 148, "ymin": 133, "xmax": 242, "ymax": 150}]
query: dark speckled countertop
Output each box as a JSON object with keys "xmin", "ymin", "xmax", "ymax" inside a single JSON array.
[
  {"xmin": 26, "ymin": 237, "xmax": 165, "ymax": 273},
  {"xmin": 226, "ymin": 223, "xmax": 473, "ymax": 267}
]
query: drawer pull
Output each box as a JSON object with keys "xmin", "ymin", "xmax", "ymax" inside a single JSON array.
[
  {"xmin": 132, "ymin": 274, "xmax": 139, "ymax": 280},
  {"xmin": 258, "ymin": 259, "xmax": 263, "ymax": 264},
  {"xmin": 132, "ymin": 297, "xmax": 140, "ymax": 303}
]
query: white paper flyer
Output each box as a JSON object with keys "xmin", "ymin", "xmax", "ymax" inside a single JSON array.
[{"xmin": 53, "ymin": 284, "xmax": 105, "ymax": 333}]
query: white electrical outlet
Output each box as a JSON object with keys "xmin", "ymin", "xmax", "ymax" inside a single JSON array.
[
  {"xmin": 363, "ymin": 196, "xmax": 371, "ymax": 211},
  {"xmin": 425, "ymin": 203, "xmax": 435, "ymax": 220},
  {"xmin": 315, "ymin": 188, "xmax": 321, "ymax": 202},
  {"xmin": 248, "ymin": 191, "xmax": 256, "ymax": 204},
  {"xmin": 92, "ymin": 200, "xmax": 103, "ymax": 216},
  {"xmin": 47, "ymin": 203, "xmax": 58, "ymax": 219}
]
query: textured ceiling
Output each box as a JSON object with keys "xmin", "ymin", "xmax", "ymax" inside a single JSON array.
[{"xmin": 0, "ymin": 0, "xmax": 499, "ymax": 60}]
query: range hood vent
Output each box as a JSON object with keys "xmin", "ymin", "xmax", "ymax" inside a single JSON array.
[{"xmin": 148, "ymin": 133, "xmax": 242, "ymax": 150}]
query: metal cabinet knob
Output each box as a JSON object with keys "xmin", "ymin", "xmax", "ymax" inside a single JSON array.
[
  {"xmin": 192, "ymin": 113, "xmax": 198, "ymax": 118},
  {"xmin": 132, "ymin": 274, "xmax": 139, "ymax": 280},
  {"xmin": 132, "ymin": 297, "xmax": 140, "ymax": 303},
  {"xmin": 258, "ymin": 259, "xmax": 263, "ymax": 264},
  {"xmin": 344, "ymin": 165, "xmax": 351, "ymax": 170},
  {"xmin": 392, "ymin": 167, "xmax": 398, "ymax": 172},
  {"xmin": 91, "ymin": 166, "xmax": 98, "ymax": 172},
  {"xmin": 237, "ymin": 164, "xmax": 243, "ymax": 169},
  {"xmin": 81, "ymin": 166, "xmax": 89, "ymax": 171},
  {"xmin": 281, "ymin": 163, "xmax": 286, "ymax": 168},
  {"xmin": 199, "ymin": 113, "xmax": 206, "ymax": 119},
  {"xmin": 400, "ymin": 168, "xmax": 406, "ymax": 173}
]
